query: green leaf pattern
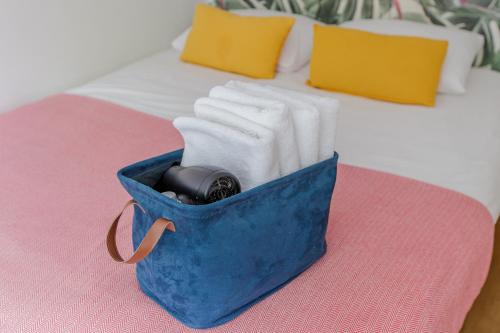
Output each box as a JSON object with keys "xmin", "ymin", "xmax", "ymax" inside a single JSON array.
[{"xmin": 208, "ymin": 0, "xmax": 500, "ymax": 72}]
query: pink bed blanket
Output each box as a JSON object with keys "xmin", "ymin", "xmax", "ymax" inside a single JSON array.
[{"xmin": 0, "ymin": 94, "xmax": 494, "ymax": 333}]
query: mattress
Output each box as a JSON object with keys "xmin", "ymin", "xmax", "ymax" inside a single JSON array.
[{"xmin": 70, "ymin": 49, "xmax": 500, "ymax": 221}]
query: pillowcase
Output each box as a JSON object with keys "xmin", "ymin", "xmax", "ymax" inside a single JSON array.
[
  {"xmin": 341, "ymin": 19, "xmax": 484, "ymax": 95},
  {"xmin": 174, "ymin": 9, "xmax": 320, "ymax": 73},
  {"xmin": 309, "ymin": 25, "xmax": 448, "ymax": 106},
  {"xmin": 181, "ymin": 4, "xmax": 294, "ymax": 79}
]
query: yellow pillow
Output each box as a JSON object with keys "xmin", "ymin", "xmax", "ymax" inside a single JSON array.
[
  {"xmin": 308, "ymin": 25, "xmax": 448, "ymax": 106},
  {"xmin": 181, "ymin": 4, "xmax": 295, "ymax": 79}
]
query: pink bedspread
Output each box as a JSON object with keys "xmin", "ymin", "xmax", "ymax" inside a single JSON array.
[{"xmin": 0, "ymin": 95, "xmax": 494, "ymax": 333}]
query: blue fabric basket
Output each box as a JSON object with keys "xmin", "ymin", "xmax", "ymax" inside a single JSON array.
[{"xmin": 111, "ymin": 149, "xmax": 338, "ymax": 329}]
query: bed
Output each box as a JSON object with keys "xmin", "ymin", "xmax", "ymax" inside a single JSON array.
[
  {"xmin": 1, "ymin": 47, "xmax": 499, "ymax": 332},
  {"xmin": 70, "ymin": 49, "xmax": 500, "ymax": 219}
]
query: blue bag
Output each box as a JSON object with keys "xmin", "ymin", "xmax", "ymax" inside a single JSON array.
[{"xmin": 107, "ymin": 149, "xmax": 338, "ymax": 328}]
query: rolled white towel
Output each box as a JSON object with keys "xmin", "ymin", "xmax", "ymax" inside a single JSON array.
[
  {"xmin": 173, "ymin": 116, "xmax": 279, "ymax": 191},
  {"xmin": 266, "ymin": 85, "xmax": 339, "ymax": 161},
  {"xmin": 207, "ymin": 86, "xmax": 300, "ymax": 176},
  {"xmin": 226, "ymin": 80, "xmax": 320, "ymax": 168}
]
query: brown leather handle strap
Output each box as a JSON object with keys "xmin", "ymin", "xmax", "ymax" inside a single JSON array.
[{"xmin": 106, "ymin": 199, "xmax": 176, "ymax": 264}]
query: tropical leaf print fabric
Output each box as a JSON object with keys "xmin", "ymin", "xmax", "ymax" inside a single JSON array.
[{"xmin": 208, "ymin": 0, "xmax": 500, "ymax": 71}]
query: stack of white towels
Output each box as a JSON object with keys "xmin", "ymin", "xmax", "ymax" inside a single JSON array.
[{"xmin": 173, "ymin": 81, "xmax": 339, "ymax": 191}]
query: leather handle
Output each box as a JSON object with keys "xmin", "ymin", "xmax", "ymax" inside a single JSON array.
[{"xmin": 106, "ymin": 199, "xmax": 176, "ymax": 264}]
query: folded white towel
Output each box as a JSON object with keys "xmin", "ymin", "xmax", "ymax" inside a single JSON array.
[
  {"xmin": 207, "ymin": 86, "xmax": 300, "ymax": 176},
  {"xmin": 195, "ymin": 97, "xmax": 262, "ymax": 120},
  {"xmin": 173, "ymin": 116, "xmax": 279, "ymax": 191},
  {"xmin": 194, "ymin": 103, "xmax": 280, "ymax": 179},
  {"xmin": 266, "ymin": 85, "xmax": 339, "ymax": 161},
  {"xmin": 226, "ymin": 80, "xmax": 321, "ymax": 168}
]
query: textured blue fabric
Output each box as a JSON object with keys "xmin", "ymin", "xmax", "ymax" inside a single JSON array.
[{"xmin": 117, "ymin": 149, "xmax": 338, "ymax": 328}]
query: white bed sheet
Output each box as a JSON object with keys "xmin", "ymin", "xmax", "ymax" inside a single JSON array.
[{"xmin": 69, "ymin": 49, "xmax": 500, "ymax": 221}]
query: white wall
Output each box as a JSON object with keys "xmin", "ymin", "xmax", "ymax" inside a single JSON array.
[{"xmin": 0, "ymin": 0, "xmax": 197, "ymax": 113}]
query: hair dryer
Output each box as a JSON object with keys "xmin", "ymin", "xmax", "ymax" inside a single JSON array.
[{"xmin": 155, "ymin": 165, "xmax": 241, "ymax": 204}]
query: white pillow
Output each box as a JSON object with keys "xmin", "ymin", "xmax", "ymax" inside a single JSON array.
[
  {"xmin": 341, "ymin": 19, "xmax": 484, "ymax": 95},
  {"xmin": 172, "ymin": 9, "xmax": 321, "ymax": 73}
]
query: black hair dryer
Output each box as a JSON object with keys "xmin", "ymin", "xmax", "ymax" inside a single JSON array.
[{"xmin": 155, "ymin": 165, "xmax": 241, "ymax": 204}]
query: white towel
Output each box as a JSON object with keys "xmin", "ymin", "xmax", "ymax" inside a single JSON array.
[
  {"xmin": 266, "ymin": 85, "xmax": 339, "ymax": 161},
  {"xmin": 207, "ymin": 86, "xmax": 300, "ymax": 176},
  {"xmin": 173, "ymin": 116, "xmax": 279, "ymax": 191},
  {"xmin": 226, "ymin": 80, "xmax": 321, "ymax": 168},
  {"xmin": 194, "ymin": 103, "xmax": 280, "ymax": 181},
  {"xmin": 194, "ymin": 97, "xmax": 262, "ymax": 120}
]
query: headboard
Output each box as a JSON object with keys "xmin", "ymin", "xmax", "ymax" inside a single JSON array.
[{"xmin": 209, "ymin": 0, "xmax": 500, "ymax": 72}]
